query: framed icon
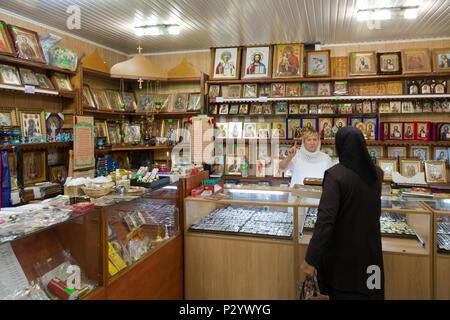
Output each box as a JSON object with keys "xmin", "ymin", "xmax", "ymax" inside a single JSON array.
[
  {"xmin": 377, "ymin": 52, "xmax": 402, "ymax": 75},
  {"xmin": 402, "ymin": 48, "xmax": 432, "ymax": 74},
  {"xmin": 400, "ymin": 159, "xmax": 422, "ymax": 178},
  {"xmin": 242, "ymin": 45, "xmax": 272, "ymax": 79},
  {"xmin": 377, "ymin": 158, "xmax": 398, "ymax": 182},
  {"xmin": 272, "ymin": 43, "xmax": 304, "ymax": 78},
  {"xmin": 211, "ymin": 47, "xmax": 241, "ymax": 80},
  {"xmin": 0, "ymin": 21, "xmax": 15, "ymax": 56},
  {"xmin": 424, "ymin": 161, "xmax": 447, "ymax": 183},
  {"xmin": 306, "ymin": 50, "xmax": 330, "ymax": 77},
  {"xmin": 8, "ymin": 24, "xmax": 46, "ymax": 64},
  {"xmin": 431, "ymin": 48, "xmax": 450, "ymax": 72},
  {"xmin": 349, "ymin": 51, "xmax": 377, "ymax": 76}
]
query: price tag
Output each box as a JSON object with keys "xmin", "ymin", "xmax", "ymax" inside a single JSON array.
[
  {"xmin": 258, "ymin": 96, "xmax": 268, "ymax": 103},
  {"xmin": 220, "ymin": 116, "xmax": 226, "ymax": 123},
  {"xmin": 244, "ymin": 117, "xmax": 251, "ymax": 122},
  {"xmin": 258, "ymin": 116, "xmax": 265, "ymax": 123},
  {"xmin": 216, "ymin": 97, "xmax": 224, "ymax": 103},
  {"xmin": 232, "ymin": 117, "xmax": 239, "ymax": 122},
  {"xmin": 24, "ymin": 85, "xmax": 35, "ymax": 94}
]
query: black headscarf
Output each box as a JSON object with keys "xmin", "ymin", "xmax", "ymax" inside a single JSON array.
[{"xmin": 335, "ymin": 126, "xmax": 378, "ymax": 185}]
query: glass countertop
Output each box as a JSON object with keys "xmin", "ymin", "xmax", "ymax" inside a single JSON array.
[
  {"xmin": 422, "ymin": 199, "xmax": 450, "ymax": 212},
  {"xmin": 223, "ymin": 188, "xmax": 292, "ymax": 204}
]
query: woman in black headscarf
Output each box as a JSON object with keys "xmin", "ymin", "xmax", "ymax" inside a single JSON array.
[{"xmin": 300, "ymin": 126, "xmax": 385, "ymax": 300}]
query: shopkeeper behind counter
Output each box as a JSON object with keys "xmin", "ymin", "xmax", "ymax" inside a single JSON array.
[{"xmin": 279, "ymin": 128, "xmax": 333, "ymax": 187}]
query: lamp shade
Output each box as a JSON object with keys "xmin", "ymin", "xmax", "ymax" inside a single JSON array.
[{"xmin": 110, "ymin": 53, "xmax": 168, "ymax": 80}]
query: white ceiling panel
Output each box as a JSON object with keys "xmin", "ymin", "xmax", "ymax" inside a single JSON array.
[{"xmin": 0, "ymin": 0, "xmax": 449, "ymax": 55}]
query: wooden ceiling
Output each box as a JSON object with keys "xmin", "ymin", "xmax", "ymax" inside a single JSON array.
[{"xmin": 1, "ymin": 0, "xmax": 449, "ymax": 55}]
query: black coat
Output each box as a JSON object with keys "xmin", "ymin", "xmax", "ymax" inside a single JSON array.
[{"xmin": 305, "ymin": 163, "xmax": 385, "ymax": 295}]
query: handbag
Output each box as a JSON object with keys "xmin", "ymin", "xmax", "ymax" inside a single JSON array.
[{"xmin": 299, "ymin": 275, "xmax": 329, "ymax": 300}]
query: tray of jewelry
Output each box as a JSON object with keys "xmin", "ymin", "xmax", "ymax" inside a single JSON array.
[
  {"xmin": 437, "ymin": 221, "xmax": 450, "ymax": 254},
  {"xmin": 188, "ymin": 206, "xmax": 293, "ymax": 240}
]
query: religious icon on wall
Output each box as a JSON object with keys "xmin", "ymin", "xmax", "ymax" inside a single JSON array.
[
  {"xmin": 273, "ymin": 44, "xmax": 304, "ymax": 78},
  {"xmin": 211, "ymin": 47, "xmax": 241, "ymax": 80},
  {"xmin": 242, "ymin": 46, "xmax": 272, "ymax": 79}
]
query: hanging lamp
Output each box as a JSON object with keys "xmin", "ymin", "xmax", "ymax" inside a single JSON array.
[{"xmin": 110, "ymin": 46, "xmax": 168, "ymax": 88}]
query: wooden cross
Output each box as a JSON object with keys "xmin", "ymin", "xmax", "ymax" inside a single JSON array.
[
  {"xmin": 137, "ymin": 45, "xmax": 143, "ymax": 54},
  {"xmin": 138, "ymin": 78, "xmax": 144, "ymax": 89}
]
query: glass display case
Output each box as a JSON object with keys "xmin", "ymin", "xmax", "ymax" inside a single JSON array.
[
  {"xmin": 0, "ymin": 196, "xmax": 101, "ymax": 300},
  {"xmin": 95, "ymin": 183, "xmax": 181, "ymax": 280},
  {"xmin": 422, "ymin": 199, "xmax": 450, "ymax": 255}
]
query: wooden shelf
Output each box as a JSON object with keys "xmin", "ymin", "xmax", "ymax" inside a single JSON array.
[
  {"xmin": 96, "ymin": 145, "xmax": 174, "ymax": 153},
  {"xmin": 209, "ymin": 94, "xmax": 450, "ymax": 103},
  {"xmin": 83, "ymin": 108, "xmax": 201, "ymax": 117},
  {"xmin": 222, "ymin": 175, "xmax": 290, "ymax": 180},
  {"xmin": 213, "ymin": 113, "xmax": 378, "ymax": 118},
  {"xmin": 212, "ymin": 139, "xmax": 449, "ymax": 146},
  {"xmin": 0, "ymin": 54, "xmax": 76, "ymax": 75},
  {"xmin": 0, "ymin": 84, "xmax": 76, "ymax": 99},
  {"xmin": 83, "ymin": 67, "xmax": 111, "ymax": 78},
  {"xmin": 2, "ymin": 142, "xmax": 73, "ymax": 152},
  {"xmin": 207, "ymin": 72, "xmax": 450, "ymax": 84}
]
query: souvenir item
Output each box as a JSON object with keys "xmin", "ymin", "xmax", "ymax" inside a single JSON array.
[
  {"xmin": 0, "ymin": 21, "xmax": 15, "ymax": 56},
  {"xmin": 287, "ymin": 119, "xmax": 302, "ymax": 140},
  {"xmin": 355, "ymin": 122, "xmax": 366, "ymax": 138},
  {"xmin": 378, "ymin": 102, "xmax": 390, "ymax": 114},
  {"xmin": 367, "ymin": 146, "xmax": 384, "ymax": 162},
  {"xmin": 271, "ymin": 83, "xmax": 285, "ymax": 97},
  {"xmin": 301, "ymin": 118, "xmax": 317, "ymax": 132},
  {"xmin": 34, "ymin": 73, "xmax": 55, "ymax": 89},
  {"xmin": 8, "ymin": 24, "xmax": 46, "ymax": 63},
  {"xmin": 298, "ymin": 104, "xmax": 308, "ymax": 114},
  {"xmin": 243, "ymin": 84, "xmax": 258, "ymax": 98},
  {"xmin": 49, "ymin": 165, "xmax": 67, "ymax": 184},
  {"xmin": 321, "ymin": 146, "xmax": 335, "ymax": 157},
  {"xmin": 331, "ymin": 56, "xmax": 348, "ymax": 77},
  {"xmin": 262, "ymin": 103, "xmax": 272, "ymax": 115},
  {"xmin": 250, "ymin": 104, "xmax": 263, "ymax": 115},
  {"xmin": 286, "ymin": 83, "xmax": 301, "ymax": 97},
  {"xmin": 19, "ymin": 110, "xmax": 46, "ymax": 140},
  {"xmin": 306, "ymin": 50, "xmax": 330, "ymax": 77},
  {"xmin": 271, "ymin": 122, "xmax": 286, "ymax": 139},
  {"xmin": 120, "ymin": 92, "xmax": 137, "ymax": 112},
  {"xmin": 433, "ymin": 80, "xmax": 447, "ymax": 94},
  {"xmin": 431, "ymin": 48, "xmax": 450, "ymax": 72},
  {"xmin": 124, "ymin": 123, "xmax": 141, "ymax": 144},
  {"xmin": 155, "ymin": 94, "xmax": 170, "ymax": 112},
  {"xmin": 434, "ymin": 147, "xmax": 449, "ymax": 166},
  {"xmin": 48, "ymin": 46, "xmax": 78, "ymax": 71},
  {"xmin": 137, "ymin": 94, "xmax": 154, "ymax": 112},
  {"xmin": 208, "ymin": 85, "xmax": 220, "ymax": 98},
  {"xmin": 420, "ymin": 81, "xmax": 432, "ymax": 94},
  {"xmin": 416, "ymin": 122, "xmax": 430, "ymax": 141},
  {"xmin": 438, "ymin": 123, "xmax": 450, "ymax": 140},
  {"xmin": 362, "ymin": 101, "xmax": 372, "ymax": 114},
  {"xmin": 402, "ymin": 48, "xmax": 432, "ymax": 74},
  {"xmin": 216, "ymin": 123, "xmax": 228, "ymax": 139},
  {"xmin": 289, "ymin": 104, "xmax": 299, "ymax": 115},
  {"xmin": 239, "ymin": 104, "xmax": 249, "ymax": 115},
  {"xmin": 46, "ymin": 113, "xmax": 63, "ymax": 138},
  {"xmin": 309, "ymin": 104, "xmax": 317, "ymax": 114},
  {"xmin": 432, "ymin": 101, "xmax": 443, "ymax": 112},
  {"xmin": 229, "ymin": 104, "xmax": 239, "ymax": 115},
  {"xmin": 209, "ymin": 104, "xmax": 218, "ymax": 115},
  {"xmin": 105, "ymin": 90, "xmax": 123, "ymax": 111},
  {"xmin": 363, "ymin": 118, "xmax": 377, "ymax": 140},
  {"xmin": 301, "ymin": 82, "xmax": 318, "ymax": 96},
  {"xmin": 333, "ymin": 81, "xmax": 348, "ymax": 95},
  {"xmin": 403, "ymin": 122, "xmax": 415, "ymax": 140},
  {"xmin": 256, "ymin": 123, "xmax": 271, "ymax": 139},
  {"xmin": 401, "ymin": 101, "xmax": 414, "ymax": 113},
  {"xmin": 274, "ymin": 102, "xmax": 287, "ymax": 115},
  {"xmin": 219, "ymin": 104, "xmax": 229, "ymax": 115},
  {"xmin": 171, "ymin": 93, "xmax": 188, "ymax": 112},
  {"xmin": 242, "ymin": 45, "xmax": 272, "ymax": 79},
  {"xmin": 408, "ymin": 80, "xmax": 419, "ymax": 94},
  {"xmin": 107, "ymin": 123, "xmax": 121, "ymax": 145},
  {"xmin": 410, "ymin": 146, "xmax": 430, "ymax": 162},
  {"xmin": 18, "ymin": 67, "xmax": 39, "ymax": 86},
  {"xmin": 243, "ymin": 123, "xmax": 257, "ymax": 139},
  {"xmin": 318, "ymin": 118, "xmax": 333, "ymax": 140},
  {"xmin": 227, "ymin": 84, "xmax": 242, "ymax": 98},
  {"xmin": 225, "ymin": 156, "xmax": 242, "ymax": 175},
  {"xmin": 211, "ymin": 47, "xmax": 241, "ymax": 80},
  {"xmin": 22, "ymin": 151, "xmax": 46, "ymax": 185},
  {"xmin": 317, "ymin": 82, "xmax": 332, "ymax": 96},
  {"xmin": 0, "ymin": 107, "xmax": 17, "ymax": 126},
  {"xmin": 400, "ymin": 160, "xmax": 422, "ymax": 178},
  {"xmin": 0, "ymin": 64, "xmax": 21, "ymax": 85},
  {"xmin": 256, "ymin": 159, "xmax": 265, "ymax": 177},
  {"xmin": 389, "ymin": 101, "xmax": 401, "ymax": 113},
  {"xmin": 51, "ymin": 73, "xmax": 73, "ymax": 92},
  {"xmin": 259, "ymin": 84, "xmax": 270, "ymax": 97},
  {"xmin": 349, "ymin": 52, "xmax": 377, "ymax": 76},
  {"xmin": 164, "ymin": 119, "xmax": 180, "ymax": 142},
  {"xmin": 377, "ymin": 52, "xmax": 402, "ymax": 75},
  {"xmin": 377, "ymin": 158, "xmax": 398, "ymax": 182},
  {"xmin": 211, "ymin": 156, "xmax": 224, "ymax": 175},
  {"xmin": 387, "ymin": 146, "xmax": 407, "ymax": 159},
  {"xmin": 273, "ymin": 43, "xmax": 304, "ymax": 78},
  {"xmin": 354, "ymin": 103, "xmax": 363, "ymax": 114},
  {"xmin": 424, "ymin": 161, "xmax": 447, "ymax": 183},
  {"xmin": 389, "ymin": 123, "xmax": 403, "ymax": 140},
  {"xmin": 187, "ymin": 93, "xmax": 201, "ymax": 111},
  {"xmin": 228, "ymin": 122, "xmax": 243, "ymax": 139},
  {"xmin": 94, "ymin": 120, "xmax": 109, "ymax": 144},
  {"xmin": 333, "ymin": 117, "xmax": 347, "ymax": 131},
  {"xmin": 422, "ymin": 101, "xmax": 432, "ymax": 112}
]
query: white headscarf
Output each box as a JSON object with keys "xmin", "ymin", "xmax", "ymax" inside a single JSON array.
[{"xmin": 298, "ymin": 135, "xmax": 328, "ymax": 163}]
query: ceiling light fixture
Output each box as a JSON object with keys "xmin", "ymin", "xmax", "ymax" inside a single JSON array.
[
  {"xmin": 134, "ymin": 24, "xmax": 180, "ymax": 36},
  {"xmin": 356, "ymin": 5, "xmax": 419, "ymax": 21}
]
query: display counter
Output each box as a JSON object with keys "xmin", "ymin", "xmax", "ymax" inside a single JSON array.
[
  {"xmin": 0, "ymin": 197, "xmax": 101, "ymax": 300},
  {"xmin": 185, "ymin": 184, "xmax": 439, "ymax": 300},
  {"xmin": 421, "ymin": 198, "xmax": 450, "ymax": 300},
  {"xmin": 184, "ymin": 185, "xmax": 300, "ymax": 299}
]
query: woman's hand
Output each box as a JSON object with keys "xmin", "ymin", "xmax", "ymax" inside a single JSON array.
[
  {"xmin": 287, "ymin": 141, "xmax": 297, "ymax": 158},
  {"xmin": 301, "ymin": 260, "xmax": 317, "ymax": 277}
]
